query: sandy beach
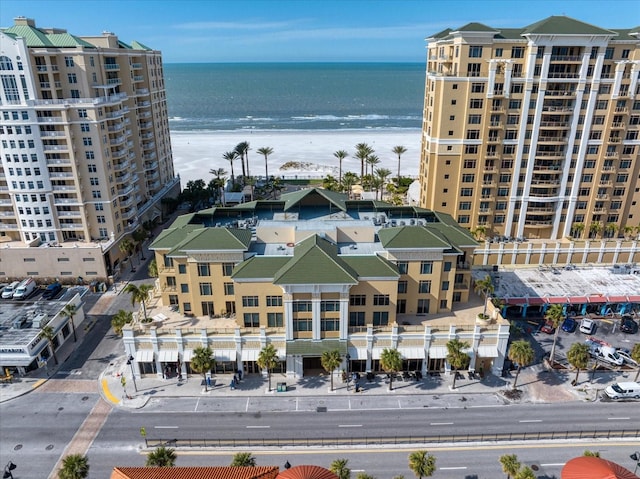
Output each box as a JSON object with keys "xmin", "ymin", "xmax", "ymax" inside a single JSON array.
[{"xmin": 170, "ymin": 129, "xmax": 422, "ymax": 185}]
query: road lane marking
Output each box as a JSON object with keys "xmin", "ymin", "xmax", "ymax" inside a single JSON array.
[
  {"xmin": 154, "ymin": 426, "xmax": 178, "ymax": 429},
  {"xmin": 430, "ymin": 422, "xmax": 454, "ymax": 425},
  {"xmin": 245, "ymin": 398, "xmax": 250, "ymax": 412},
  {"xmin": 194, "ymin": 398, "xmax": 200, "ymax": 412},
  {"xmin": 246, "ymin": 426, "xmax": 270, "ymax": 429},
  {"xmin": 519, "ymin": 419, "xmax": 542, "ymax": 423},
  {"xmin": 338, "ymin": 424, "xmax": 362, "ymax": 428},
  {"xmin": 607, "ymin": 417, "xmax": 630, "ymax": 420},
  {"xmin": 440, "ymin": 467, "xmax": 467, "ymax": 470}
]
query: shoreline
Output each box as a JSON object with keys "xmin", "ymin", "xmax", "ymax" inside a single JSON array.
[{"xmin": 170, "ymin": 128, "xmax": 422, "ymax": 185}]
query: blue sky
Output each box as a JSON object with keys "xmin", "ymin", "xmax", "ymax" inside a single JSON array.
[{"xmin": 1, "ymin": 0, "xmax": 638, "ymax": 63}]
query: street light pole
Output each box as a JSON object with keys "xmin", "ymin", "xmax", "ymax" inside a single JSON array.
[
  {"xmin": 127, "ymin": 355, "xmax": 138, "ymax": 392},
  {"xmin": 346, "ymin": 353, "xmax": 351, "ymax": 391}
]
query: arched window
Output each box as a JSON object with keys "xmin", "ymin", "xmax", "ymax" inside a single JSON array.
[{"xmin": 0, "ymin": 56, "xmax": 14, "ymax": 71}]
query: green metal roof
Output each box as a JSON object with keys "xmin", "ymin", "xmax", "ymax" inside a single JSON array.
[
  {"xmin": 131, "ymin": 40, "xmax": 152, "ymax": 50},
  {"xmin": 231, "ymin": 256, "xmax": 291, "ymax": 280},
  {"xmin": 523, "ymin": 16, "xmax": 617, "ymax": 35},
  {"xmin": 378, "ymin": 226, "xmax": 451, "ymax": 249},
  {"xmin": 149, "ymin": 224, "xmax": 201, "ymax": 250},
  {"xmin": 455, "ymin": 22, "xmax": 498, "ymax": 33},
  {"xmin": 286, "ymin": 339, "xmax": 347, "ymax": 356},
  {"xmin": 2, "ymin": 24, "xmax": 96, "ymax": 47},
  {"xmin": 282, "ymin": 188, "xmax": 347, "ymax": 212},
  {"xmin": 274, "ymin": 235, "xmax": 358, "ymax": 285},
  {"xmin": 431, "ymin": 28, "xmax": 452, "ymax": 39},
  {"xmin": 170, "ymin": 227, "xmax": 252, "ymax": 254},
  {"xmin": 340, "ymin": 256, "xmax": 399, "ymax": 279}
]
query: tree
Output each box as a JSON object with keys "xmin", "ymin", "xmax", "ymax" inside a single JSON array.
[
  {"xmin": 322, "ymin": 174, "xmax": 340, "ymax": 192},
  {"xmin": 365, "ymin": 155, "xmax": 381, "ymax": 185},
  {"xmin": 124, "ymin": 283, "xmax": 154, "ymax": 322},
  {"xmin": 514, "ymin": 466, "xmax": 536, "ymax": 479},
  {"xmin": 209, "ymin": 167, "xmax": 228, "ymax": 206},
  {"xmin": 58, "ymin": 454, "xmax": 89, "ymax": 479},
  {"xmin": 408, "ymin": 450, "xmax": 436, "ymax": 479},
  {"xmin": 589, "ymin": 221, "xmax": 603, "ymax": 239},
  {"xmin": 341, "ymin": 171, "xmax": 359, "ymax": 199},
  {"xmin": 235, "ymin": 141, "xmax": 250, "ymax": 182},
  {"xmin": 392, "ymin": 145, "xmax": 407, "ymax": 187},
  {"xmin": 471, "ymin": 225, "xmax": 488, "ymax": 241},
  {"xmin": 257, "ymin": 146, "xmax": 274, "ymax": 181},
  {"xmin": 583, "ymin": 450, "xmax": 600, "ymax": 457},
  {"xmin": 223, "ymin": 151, "xmax": 238, "ymax": 187},
  {"xmin": 446, "ymin": 339, "xmax": 470, "ymax": 389},
  {"xmin": 148, "ymin": 258, "xmax": 158, "ymax": 278},
  {"xmin": 321, "ymin": 349, "xmax": 342, "ymax": 391},
  {"xmin": 257, "ymin": 344, "xmax": 279, "ymax": 392},
  {"xmin": 111, "ymin": 310, "xmax": 133, "ymax": 336},
  {"xmin": 146, "ymin": 446, "xmax": 177, "ymax": 467},
  {"xmin": 355, "ymin": 474, "xmax": 376, "ymax": 479},
  {"xmin": 474, "ymin": 275, "xmax": 494, "ymax": 320},
  {"xmin": 119, "ymin": 238, "xmax": 135, "ymax": 270},
  {"xmin": 330, "ymin": 458, "xmax": 351, "ymax": 479},
  {"xmin": 507, "ymin": 340, "xmax": 534, "ymax": 390},
  {"xmin": 41, "ymin": 325, "xmax": 58, "ymax": 366},
  {"xmin": 632, "ymin": 343, "xmax": 640, "ymax": 381},
  {"xmin": 623, "ymin": 225, "xmax": 635, "ymax": 240},
  {"xmin": 355, "ymin": 142, "xmax": 373, "ymax": 180},
  {"xmin": 61, "ymin": 303, "xmax": 78, "ymax": 343},
  {"xmin": 545, "ymin": 304, "xmax": 565, "ymax": 365},
  {"xmin": 333, "ymin": 150, "xmax": 348, "ymax": 186},
  {"xmin": 231, "ymin": 452, "xmax": 256, "ymax": 467},
  {"xmin": 499, "ymin": 454, "xmax": 520, "ymax": 479},
  {"xmin": 375, "ymin": 168, "xmax": 392, "ymax": 200},
  {"xmin": 604, "ymin": 222, "xmax": 618, "ymax": 239},
  {"xmin": 190, "ymin": 346, "xmax": 215, "ymax": 392},
  {"xmin": 567, "ymin": 342, "xmax": 590, "ymax": 385},
  {"xmin": 379, "ymin": 348, "xmax": 403, "ymax": 391},
  {"xmin": 571, "ymin": 222, "xmax": 585, "ymax": 239}
]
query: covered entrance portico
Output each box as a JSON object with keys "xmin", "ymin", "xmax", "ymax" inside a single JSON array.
[{"xmin": 285, "ymin": 339, "xmax": 347, "ymax": 378}]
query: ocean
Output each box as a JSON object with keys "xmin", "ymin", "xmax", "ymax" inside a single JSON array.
[{"xmin": 164, "ymin": 63, "xmax": 425, "ymax": 132}]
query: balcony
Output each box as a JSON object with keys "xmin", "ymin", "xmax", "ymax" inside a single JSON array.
[
  {"xmin": 46, "ymin": 158, "xmax": 72, "ymax": 165},
  {"xmin": 110, "ymin": 135, "xmax": 127, "ymax": 146},
  {"xmin": 537, "ymin": 136, "xmax": 567, "ymax": 143},
  {"xmin": 144, "ymin": 160, "xmax": 158, "ymax": 171},
  {"xmin": 542, "ymin": 105, "xmax": 573, "ymax": 112},
  {"xmin": 115, "ymin": 172, "xmax": 131, "ymax": 185},
  {"xmin": 611, "ymin": 122, "xmax": 625, "ymax": 129},
  {"xmin": 545, "ymin": 90, "xmax": 576, "ymax": 97},
  {"xmin": 615, "ymin": 107, "xmax": 628, "ymax": 114},
  {"xmin": 527, "ymin": 207, "xmax": 555, "ymax": 214},
  {"xmin": 547, "ymin": 72, "xmax": 580, "ymax": 79},
  {"xmin": 113, "ymin": 160, "xmax": 131, "ymax": 172},
  {"xmin": 133, "ymin": 75, "xmax": 145, "ymax": 83},
  {"xmin": 111, "ymin": 148, "xmax": 127, "ymax": 159},
  {"xmin": 539, "ymin": 121, "xmax": 570, "ymax": 128},
  {"xmin": 524, "ymin": 219, "xmax": 554, "ymax": 226},
  {"xmin": 60, "ymin": 223, "xmax": 84, "ymax": 230},
  {"xmin": 104, "ymin": 63, "xmax": 120, "ymax": 70},
  {"xmin": 550, "ymin": 55, "xmax": 582, "ymax": 62},
  {"xmin": 108, "ymin": 121, "xmax": 125, "ymax": 132}
]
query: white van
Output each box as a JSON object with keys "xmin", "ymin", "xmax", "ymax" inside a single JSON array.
[
  {"xmin": 2, "ymin": 281, "xmax": 20, "ymax": 299},
  {"xmin": 12, "ymin": 278, "xmax": 36, "ymax": 300},
  {"xmin": 605, "ymin": 382, "xmax": 640, "ymax": 400}
]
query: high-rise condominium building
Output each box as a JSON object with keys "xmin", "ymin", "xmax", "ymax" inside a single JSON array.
[
  {"xmin": 419, "ymin": 16, "xmax": 640, "ymax": 241},
  {"xmin": 0, "ymin": 18, "xmax": 179, "ymax": 278}
]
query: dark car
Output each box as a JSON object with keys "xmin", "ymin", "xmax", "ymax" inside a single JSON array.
[
  {"xmin": 620, "ymin": 316, "xmax": 638, "ymax": 334},
  {"xmin": 42, "ymin": 282, "xmax": 62, "ymax": 300},
  {"xmin": 561, "ymin": 317, "xmax": 577, "ymax": 333}
]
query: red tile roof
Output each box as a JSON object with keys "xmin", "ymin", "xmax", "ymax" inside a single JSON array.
[
  {"xmin": 111, "ymin": 466, "xmax": 280, "ymax": 479},
  {"xmin": 277, "ymin": 465, "xmax": 338, "ymax": 479}
]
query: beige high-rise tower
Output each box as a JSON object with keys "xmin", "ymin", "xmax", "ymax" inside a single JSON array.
[
  {"xmin": 0, "ymin": 18, "xmax": 180, "ymax": 278},
  {"xmin": 419, "ymin": 16, "xmax": 640, "ymax": 241}
]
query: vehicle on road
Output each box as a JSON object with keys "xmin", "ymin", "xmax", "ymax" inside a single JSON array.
[
  {"xmin": 604, "ymin": 381, "xmax": 640, "ymax": 400},
  {"xmin": 620, "ymin": 316, "xmax": 638, "ymax": 334},
  {"xmin": 561, "ymin": 317, "xmax": 577, "ymax": 332},
  {"xmin": 615, "ymin": 349, "xmax": 639, "ymax": 367},
  {"xmin": 541, "ymin": 320, "xmax": 556, "ymax": 334},
  {"xmin": 42, "ymin": 282, "xmax": 62, "ymax": 300},
  {"xmin": 2, "ymin": 281, "xmax": 21, "ymax": 299},
  {"xmin": 579, "ymin": 318, "xmax": 595, "ymax": 334},
  {"xmin": 12, "ymin": 278, "xmax": 36, "ymax": 300}
]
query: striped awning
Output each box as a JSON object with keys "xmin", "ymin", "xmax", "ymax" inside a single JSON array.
[
  {"xmin": 158, "ymin": 350, "xmax": 178, "ymax": 362},
  {"xmin": 347, "ymin": 347, "xmax": 368, "ymax": 360},
  {"xmin": 398, "ymin": 347, "xmax": 426, "ymax": 359},
  {"xmin": 241, "ymin": 349, "xmax": 258, "ymax": 361},
  {"xmin": 182, "ymin": 349, "xmax": 194, "ymax": 362},
  {"xmin": 214, "ymin": 350, "xmax": 237, "ymax": 361},
  {"xmin": 477, "ymin": 345, "xmax": 498, "ymax": 358},
  {"xmin": 135, "ymin": 349, "xmax": 154, "ymax": 362},
  {"xmin": 428, "ymin": 346, "xmax": 448, "ymax": 359}
]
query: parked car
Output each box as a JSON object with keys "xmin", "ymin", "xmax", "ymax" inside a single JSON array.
[
  {"xmin": 605, "ymin": 381, "xmax": 640, "ymax": 400},
  {"xmin": 541, "ymin": 320, "xmax": 556, "ymax": 334},
  {"xmin": 1, "ymin": 281, "xmax": 20, "ymax": 299},
  {"xmin": 579, "ymin": 318, "xmax": 595, "ymax": 334},
  {"xmin": 561, "ymin": 317, "xmax": 577, "ymax": 332},
  {"xmin": 12, "ymin": 278, "xmax": 36, "ymax": 300},
  {"xmin": 42, "ymin": 282, "xmax": 62, "ymax": 300},
  {"xmin": 620, "ymin": 316, "xmax": 638, "ymax": 334},
  {"xmin": 616, "ymin": 350, "xmax": 639, "ymax": 367}
]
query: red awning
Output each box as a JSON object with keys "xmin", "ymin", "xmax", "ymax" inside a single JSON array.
[
  {"xmin": 546, "ymin": 297, "xmax": 568, "ymax": 304},
  {"xmin": 587, "ymin": 295, "xmax": 607, "ymax": 303},
  {"xmin": 528, "ymin": 298, "xmax": 545, "ymax": 305},
  {"xmin": 567, "ymin": 297, "xmax": 588, "ymax": 303},
  {"xmin": 505, "ymin": 298, "xmax": 528, "ymax": 305},
  {"xmin": 562, "ymin": 456, "xmax": 638, "ymax": 479},
  {"xmin": 606, "ymin": 295, "xmax": 630, "ymax": 303},
  {"xmin": 628, "ymin": 295, "xmax": 640, "ymax": 302}
]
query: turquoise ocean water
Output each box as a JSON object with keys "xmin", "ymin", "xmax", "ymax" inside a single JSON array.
[{"xmin": 164, "ymin": 63, "xmax": 425, "ymax": 132}]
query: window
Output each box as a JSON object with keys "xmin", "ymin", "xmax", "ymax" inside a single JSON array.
[
  {"xmin": 242, "ymin": 296, "xmax": 259, "ymax": 307},
  {"xmin": 397, "ymin": 281, "xmax": 407, "ymax": 294},
  {"xmin": 511, "ymin": 83, "xmax": 523, "ymax": 94},
  {"xmin": 349, "ymin": 311, "xmax": 365, "ymax": 327},
  {"xmin": 467, "ymin": 63, "xmax": 481, "ymax": 77},
  {"xmin": 199, "ymin": 283, "xmax": 212, "ymax": 296},
  {"xmin": 463, "ymin": 159, "xmax": 476, "ymax": 169},
  {"xmin": 266, "ymin": 295, "xmax": 283, "ymax": 307},
  {"xmin": 243, "ymin": 313, "xmax": 260, "ymax": 327},
  {"xmin": 222, "ymin": 263, "xmax": 234, "ymax": 276},
  {"xmin": 468, "ymin": 114, "xmax": 482, "ymax": 124},
  {"xmin": 462, "ymin": 174, "xmax": 475, "ymax": 182},
  {"xmin": 440, "ymin": 299, "xmax": 448, "ymax": 309},
  {"xmin": 466, "ymin": 130, "xmax": 480, "ymax": 139},
  {"xmin": 459, "ymin": 201, "xmax": 472, "ymax": 210},
  {"xmin": 65, "ymin": 56, "xmax": 74, "ymax": 67},
  {"xmin": 197, "ymin": 263, "xmax": 210, "ymax": 276},
  {"xmin": 604, "ymin": 47, "xmax": 614, "ymax": 59},
  {"xmin": 443, "ymin": 262, "xmax": 452, "ymax": 272},
  {"xmin": 180, "ymin": 284, "xmax": 189, "ymax": 293},
  {"xmin": 508, "ymin": 99, "xmax": 521, "ymax": 109},
  {"xmin": 321, "ymin": 301, "xmax": 340, "ymax": 312},
  {"xmin": 465, "ymin": 145, "xmax": 478, "ymax": 154},
  {"xmin": 292, "ymin": 301, "xmax": 312, "ymax": 312},
  {"xmin": 420, "ymin": 261, "xmax": 433, "ymax": 274},
  {"xmin": 495, "ymin": 48, "xmax": 503, "ymax": 57},
  {"xmin": 293, "ymin": 318, "xmax": 312, "ymax": 332},
  {"xmin": 321, "ymin": 317, "xmax": 340, "ymax": 331},
  {"xmin": 267, "ymin": 312, "xmax": 283, "ymax": 327},
  {"xmin": 396, "ymin": 261, "xmax": 408, "ymax": 274},
  {"xmin": 460, "ymin": 188, "xmax": 473, "ymax": 197},
  {"xmin": 417, "ymin": 299, "xmax": 430, "ymax": 314},
  {"xmin": 511, "ymin": 47, "xmax": 525, "ymax": 58},
  {"xmin": 350, "ymin": 295, "xmax": 366, "ymax": 306},
  {"xmin": 372, "ymin": 311, "xmax": 389, "ymax": 326},
  {"xmin": 442, "ymin": 281, "xmax": 450, "ymax": 291},
  {"xmin": 373, "ymin": 294, "xmax": 390, "ymax": 306},
  {"xmin": 419, "ymin": 280, "xmax": 431, "ymax": 294},
  {"xmin": 224, "ymin": 282, "xmax": 234, "ymax": 295},
  {"xmin": 471, "ymin": 82, "xmax": 485, "ymax": 93},
  {"xmin": 178, "ymin": 264, "xmax": 187, "ymax": 274},
  {"xmin": 469, "ymin": 99, "xmax": 483, "ymax": 109},
  {"xmin": 469, "ymin": 46, "xmax": 483, "ymax": 58}
]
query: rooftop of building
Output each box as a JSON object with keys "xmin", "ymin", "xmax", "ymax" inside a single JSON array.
[{"xmin": 474, "ymin": 264, "xmax": 640, "ymax": 305}]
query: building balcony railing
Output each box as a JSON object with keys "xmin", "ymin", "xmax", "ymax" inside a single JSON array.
[
  {"xmin": 104, "ymin": 63, "xmax": 120, "ymax": 70},
  {"xmin": 538, "ymin": 136, "xmax": 567, "ymax": 143},
  {"xmin": 524, "ymin": 219, "xmax": 554, "ymax": 226},
  {"xmin": 539, "ymin": 121, "xmax": 570, "ymax": 128},
  {"xmin": 550, "ymin": 55, "xmax": 582, "ymax": 62},
  {"xmin": 46, "ymin": 158, "xmax": 72, "ymax": 165},
  {"xmin": 545, "ymin": 90, "xmax": 576, "ymax": 96},
  {"xmin": 60, "ymin": 222, "xmax": 84, "ymax": 229},
  {"xmin": 547, "ymin": 72, "xmax": 580, "ymax": 79},
  {"xmin": 527, "ymin": 207, "xmax": 555, "ymax": 213},
  {"xmin": 454, "ymin": 282, "xmax": 469, "ymax": 290},
  {"xmin": 608, "ymin": 137, "xmax": 622, "ymax": 143},
  {"xmin": 542, "ymin": 106, "xmax": 573, "ymax": 112},
  {"xmin": 602, "ymin": 165, "xmax": 616, "ymax": 172},
  {"xmin": 611, "ymin": 122, "xmax": 625, "ymax": 129}
]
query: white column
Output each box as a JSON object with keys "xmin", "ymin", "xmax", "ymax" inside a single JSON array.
[
  {"xmin": 487, "ymin": 60, "xmax": 497, "ymax": 98},
  {"xmin": 611, "ymin": 61, "xmax": 626, "ymax": 98},
  {"xmin": 312, "ymin": 293, "xmax": 321, "ymax": 341},
  {"xmin": 339, "ymin": 294, "xmax": 349, "ymax": 341},
  {"xmin": 503, "ymin": 60, "xmax": 513, "ymax": 98},
  {"xmin": 629, "ymin": 62, "xmax": 639, "ymax": 99},
  {"xmin": 284, "ymin": 295, "xmax": 294, "ymax": 341}
]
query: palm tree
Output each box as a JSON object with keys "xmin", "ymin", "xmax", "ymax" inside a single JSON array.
[
  {"xmin": 61, "ymin": 303, "xmax": 78, "ymax": 343},
  {"xmin": 379, "ymin": 348, "xmax": 403, "ymax": 391},
  {"xmin": 330, "ymin": 458, "xmax": 351, "ymax": 479},
  {"xmin": 223, "ymin": 151, "xmax": 238, "ymax": 187},
  {"xmin": 589, "ymin": 221, "xmax": 603, "ymax": 239},
  {"xmin": 474, "ymin": 275, "xmax": 494, "ymax": 320},
  {"xmin": 124, "ymin": 283, "xmax": 154, "ymax": 322},
  {"xmin": 342, "ymin": 171, "xmax": 359, "ymax": 199},
  {"xmin": 58, "ymin": 454, "xmax": 89, "ymax": 479},
  {"xmin": 375, "ymin": 167, "xmax": 392, "ymax": 200},
  {"xmin": 514, "ymin": 466, "xmax": 536, "ymax": 479},
  {"xmin": 190, "ymin": 346, "xmax": 215, "ymax": 392},
  {"xmin": 499, "ymin": 454, "xmax": 520, "ymax": 479},
  {"xmin": 235, "ymin": 141, "xmax": 250, "ymax": 182},
  {"xmin": 111, "ymin": 310, "xmax": 133, "ymax": 336},
  {"xmin": 257, "ymin": 344, "xmax": 279, "ymax": 392},
  {"xmin": 392, "ymin": 145, "xmax": 407, "ymax": 187},
  {"xmin": 408, "ymin": 450, "xmax": 436, "ymax": 478},
  {"xmin": 567, "ymin": 342, "xmax": 590, "ymax": 385},
  {"xmin": 333, "ymin": 150, "xmax": 348, "ymax": 186},
  {"xmin": 119, "ymin": 238, "xmax": 135, "ymax": 270},
  {"xmin": 365, "ymin": 155, "xmax": 380, "ymax": 184},
  {"xmin": 632, "ymin": 343, "xmax": 640, "ymax": 381},
  {"xmin": 355, "ymin": 143, "xmax": 373, "ymax": 180},
  {"xmin": 446, "ymin": 339, "xmax": 470, "ymax": 389},
  {"xmin": 321, "ymin": 349, "xmax": 342, "ymax": 391},
  {"xmin": 209, "ymin": 167, "xmax": 228, "ymax": 206},
  {"xmin": 231, "ymin": 452, "xmax": 256, "ymax": 467},
  {"xmin": 571, "ymin": 222, "xmax": 585, "ymax": 239},
  {"xmin": 148, "ymin": 259, "xmax": 158, "ymax": 278},
  {"xmin": 623, "ymin": 225, "xmax": 635, "ymax": 240},
  {"xmin": 604, "ymin": 222, "xmax": 618, "ymax": 239},
  {"xmin": 41, "ymin": 325, "xmax": 58, "ymax": 366},
  {"xmin": 257, "ymin": 146, "xmax": 274, "ymax": 181},
  {"xmin": 507, "ymin": 339, "xmax": 534, "ymax": 390},
  {"xmin": 471, "ymin": 225, "xmax": 488, "ymax": 241},
  {"xmin": 545, "ymin": 304, "xmax": 565, "ymax": 365},
  {"xmin": 146, "ymin": 446, "xmax": 177, "ymax": 467},
  {"xmin": 322, "ymin": 174, "xmax": 340, "ymax": 192}
]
